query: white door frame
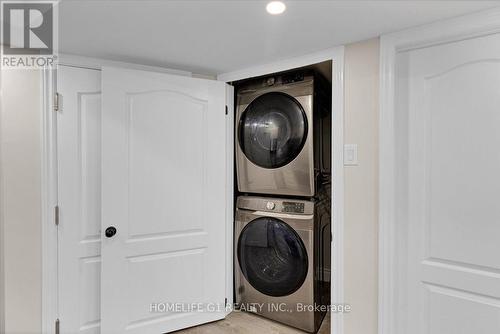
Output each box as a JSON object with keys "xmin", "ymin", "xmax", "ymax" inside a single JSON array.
[
  {"xmin": 41, "ymin": 66, "xmax": 59, "ymax": 334},
  {"xmin": 39, "ymin": 56, "xmax": 199, "ymax": 333},
  {"xmin": 378, "ymin": 6, "xmax": 500, "ymax": 334},
  {"xmin": 218, "ymin": 45, "xmax": 346, "ymax": 334}
]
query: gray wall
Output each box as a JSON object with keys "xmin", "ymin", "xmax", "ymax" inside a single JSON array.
[
  {"xmin": 0, "ymin": 69, "xmax": 43, "ymax": 334},
  {"xmin": 0, "ymin": 40, "xmax": 380, "ymax": 333},
  {"xmin": 344, "ymin": 38, "xmax": 380, "ymax": 334}
]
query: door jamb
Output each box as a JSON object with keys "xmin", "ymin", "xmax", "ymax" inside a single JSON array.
[
  {"xmin": 56, "ymin": 54, "xmax": 192, "ymax": 76},
  {"xmin": 41, "ymin": 67, "xmax": 58, "ymax": 334},
  {"xmin": 41, "ymin": 56, "xmax": 193, "ymax": 333},
  {"xmin": 378, "ymin": 7, "xmax": 500, "ymax": 334},
  {"xmin": 225, "ymin": 84, "xmax": 235, "ymax": 314},
  {"xmin": 218, "ymin": 45, "xmax": 346, "ymax": 334}
]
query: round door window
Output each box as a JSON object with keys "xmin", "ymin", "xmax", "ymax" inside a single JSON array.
[
  {"xmin": 237, "ymin": 217, "xmax": 308, "ymax": 297},
  {"xmin": 238, "ymin": 92, "xmax": 308, "ymax": 169}
]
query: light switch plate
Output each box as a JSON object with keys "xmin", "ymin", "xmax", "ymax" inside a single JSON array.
[{"xmin": 344, "ymin": 144, "xmax": 358, "ymax": 166}]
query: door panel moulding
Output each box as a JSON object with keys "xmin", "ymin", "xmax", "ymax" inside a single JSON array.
[{"xmin": 378, "ymin": 7, "xmax": 500, "ymax": 334}]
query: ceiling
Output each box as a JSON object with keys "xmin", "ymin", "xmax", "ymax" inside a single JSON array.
[{"xmin": 59, "ymin": 0, "xmax": 500, "ymax": 76}]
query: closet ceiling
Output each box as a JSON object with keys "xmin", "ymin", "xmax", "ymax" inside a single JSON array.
[{"xmin": 59, "ymin": 0, "xmax": 500, "ymax": 75}]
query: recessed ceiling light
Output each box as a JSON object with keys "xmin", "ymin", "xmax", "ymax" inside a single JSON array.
[{"xmin": 266, "ymin": 1, "xmax": 286, "ymax": 15}]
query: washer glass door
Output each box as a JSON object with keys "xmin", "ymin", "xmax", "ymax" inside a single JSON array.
[
  {"xmin": 238, "ymin": 92, "xmax": 308, "ymax": 169},
  {"xmin": 237, "ymin": 217, "xmax": 308, "ymax": 297}
]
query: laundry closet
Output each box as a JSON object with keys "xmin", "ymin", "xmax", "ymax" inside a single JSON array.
[
  {"xmin": 230, "ymin": 62, "xmax": 333, "ymax": 332},
  {"xmin": 52, "ymin": 51, "xmax": 340, "ymax": 334}
]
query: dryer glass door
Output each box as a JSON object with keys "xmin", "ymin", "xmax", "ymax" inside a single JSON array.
[
  {"xmin": 237, "ymin": 217, "xmax": 308, "ymax": 297},
  {"xmin": 238, "ymin": 92, "xmax": 308, "ymax": 169}
]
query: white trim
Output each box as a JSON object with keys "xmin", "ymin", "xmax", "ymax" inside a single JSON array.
[
  {"xmin": 384, "ymin": 6, "xmax": 500, "ymax": 53},
  {"xmin": 56, "ymin": 54, "xmax": 192, "ymax": 76},
  {"xmin": 378, "ymin": 35, "xmax": 397, "ymax": 334},
  {"xmin": 378, "ymin": 6, "xmax": 500, "ymax": 334},
  {"xmin": 0, "ymin": 63, "xmax": 5, "ymax": 334},
  {"xmin": 217, "ymin": 45, "xmax": 346, "ymax": 334},
  {"xmin": 225, "ymin": 84, "xmax": 235, "ymax": 315},
  {"xmin": 331, "ymin": 46, "xmax": 345, "ymax": 334},
  {"xmin": 217, "ymin": 46, "xmax": 344, "ymax": 82},
  {"xmin": 41, "ymin": 67, "xmax": 58, "ymax": 334}
]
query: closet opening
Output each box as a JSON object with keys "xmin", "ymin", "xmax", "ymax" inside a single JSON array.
[{"xmin": 229, "ymin": 60, "xmax": 333, "ymax": 333}]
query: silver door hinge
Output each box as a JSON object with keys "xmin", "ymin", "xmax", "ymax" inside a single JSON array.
[
  {"xmin": 54, "ymin": 92, "xmax": 60, "ymax": 112},
  {"xmin": 54, "ymin": 205, "xmax": 60, "ymax": 226},
  {"xmin": 55, "ymin": 318, "xmax": 60, "ymax": 334},
  {"xmin": 225, "ymin": 105, "xmax": 228, "ymax": 115}
]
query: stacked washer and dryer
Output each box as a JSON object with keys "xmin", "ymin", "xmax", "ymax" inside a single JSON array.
[{"xmin": 234, "ymin": 71, "xmax": 332, "ymax": 333}]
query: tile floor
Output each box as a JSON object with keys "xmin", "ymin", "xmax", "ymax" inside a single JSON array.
[{"xmin": 174, "ymin": 310, "xmax": 330, "ymax": 334}]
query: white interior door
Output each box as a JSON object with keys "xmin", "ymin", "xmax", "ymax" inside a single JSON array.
[
  {"xmin": 57, "ymin": 65, "xmax": 102, "ymax": 333},
  {"xmin": 101, "ymin": 67, "xmax": 228, "ymax": 334},
  {"xmin": 397, "ymin": 32, "xmax": 500, "ymax": 334}
]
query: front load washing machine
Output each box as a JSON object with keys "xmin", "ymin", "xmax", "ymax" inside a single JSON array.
[
  {"xmin": 235, "ymin": 195, "xmax": 331, "ymax": 332},
  {"xmin": 236, "ymin": 71, "xmax": 330, "ymax": 197}
]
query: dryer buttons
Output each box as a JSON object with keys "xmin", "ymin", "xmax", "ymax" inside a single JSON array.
[
  {"xmin": 266, "ymin": 202, "xmax": 276, "ymax": 210},
  {"xmin": 282, "ymin": 202, "xmax": 305, "ymax": 213}
]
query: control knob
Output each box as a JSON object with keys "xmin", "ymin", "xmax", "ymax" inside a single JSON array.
[{"xmin": 266, "ymin": 202, "xmax": 275, "ymax": 210}]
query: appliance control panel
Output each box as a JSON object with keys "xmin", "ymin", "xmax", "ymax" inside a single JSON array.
[
  {"xmin": 236, "ymin": 196, "xmax": 313, "ymax": 215},
  {"xmin": 282, "ymin": 201, "xmax": 305, "ymax": 213},
  {"xmin": 282, "ymin": 72, "xmax": 304, "ymax": 84}
]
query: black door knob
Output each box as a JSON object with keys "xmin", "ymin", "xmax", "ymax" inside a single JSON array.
[{"xmin": 105, "ymin": 226, "xmax": 117, "ymax": 238}]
